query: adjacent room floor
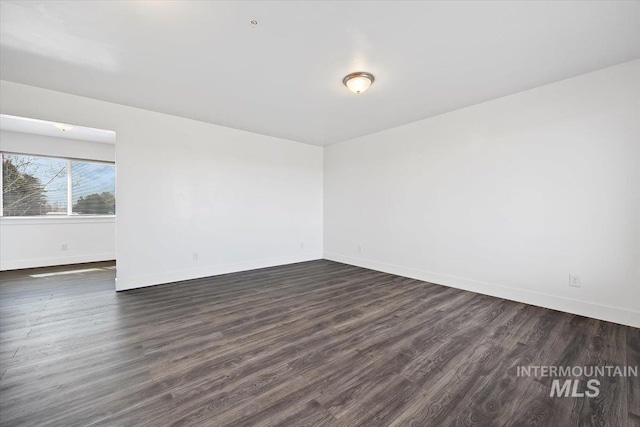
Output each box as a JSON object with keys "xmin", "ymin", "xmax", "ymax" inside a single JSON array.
[{"xmin": 0, "ymin": 260, "xmax": 637, "ymax": 426}]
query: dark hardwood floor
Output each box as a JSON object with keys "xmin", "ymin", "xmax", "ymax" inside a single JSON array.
[{"xmin": 0, "ymin": 260, "xmax": 637, "ymax": 426}]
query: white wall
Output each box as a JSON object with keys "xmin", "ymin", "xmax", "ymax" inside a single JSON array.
[
  {"xmin": 324, "ymin": 60, "xmax": 640, "ymax": 327},
  {"xmin": 1, "ymin": 130, "xmax": 115, "ymax": 162},
  {"xmin": 0, "ymin": 217, "xmax": 116, "ymax": 270},
  {"xmin": 0, "ymin": 80, "xmax": 324, "ymax": 289},
  {"xmin": 0, "ymin": 130, "xmax": 116, "ymax": 270}
]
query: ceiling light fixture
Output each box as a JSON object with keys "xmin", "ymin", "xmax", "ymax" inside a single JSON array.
[
  {"xmin": 54, "ymin": 123, "xmax": 74, "ymax": 132},
  {"xmin": 343, "ymin": 71, "xmax": 374, "ymax": 94}
]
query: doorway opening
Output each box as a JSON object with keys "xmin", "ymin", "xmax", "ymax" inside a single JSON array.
[{"xmin": 0, "ymin": 114, "xmax": 117, "ymax": 288}]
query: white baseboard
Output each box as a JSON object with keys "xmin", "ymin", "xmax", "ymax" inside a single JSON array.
[
  {"xmin": 115, "ymin": 252, "xmax": 323, "ymax": 291},
  {"xmin": 323, "ymin": 252, "xmax": 640, "ymax": 328},
  {"xmin": 0, "ymin": 253, "xmax": 116, "ymax": 271}
]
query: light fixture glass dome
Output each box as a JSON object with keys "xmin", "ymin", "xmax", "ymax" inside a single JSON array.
[
  {"xmin": 54, "ymin": 123, "xmax": 74, "ymax": 132},
  {"xmin": 343, "ymin": 72, "xmax": 374, "ymax": 94}
]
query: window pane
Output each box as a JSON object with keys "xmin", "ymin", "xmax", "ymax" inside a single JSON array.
[
  {"xmin": 2, "ymin": 153, "xmax": 67, "ymax": 216},
  {"xmin": 71, "ymin": 161, "xmax": 115, "ymax": 215}
]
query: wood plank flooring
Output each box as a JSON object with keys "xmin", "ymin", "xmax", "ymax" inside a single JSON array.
[{"xmin": 0, "ymin": 260, "xmax": 637, "ymax": 426}]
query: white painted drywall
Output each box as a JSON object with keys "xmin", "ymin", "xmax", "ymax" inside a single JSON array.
[
  {"xmin": 0, "ymin": 217, "xmax": 116, "ymax": 270},
  {"xmin": 324, "ymin": 60, "xmax": 640, "ymax": 327},
  {"xmin": 1, "ymin": 130, "xmax": 115, "ymax": 162},
  {"xmin": 0, "ymin": 130, "xmax": 116, "ymax": 270},
  {"xmin": 0, "ymin": 80, "xmax": 324, "ymax": 288}
]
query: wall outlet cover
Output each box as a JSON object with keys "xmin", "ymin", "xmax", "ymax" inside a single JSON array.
[{"xmin": 569, "ymin": 274, "xmax": 581, "ymax": 287}]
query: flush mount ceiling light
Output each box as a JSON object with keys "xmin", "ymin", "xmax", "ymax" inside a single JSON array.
[
  {"xmin": 54, "ymin": 123, "xmax": 74, "ymax": 132},
  {"xmin": 343, "ymin": 72, "xmax": 374, "ymax": 94}
]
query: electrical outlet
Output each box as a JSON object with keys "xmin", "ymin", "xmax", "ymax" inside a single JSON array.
[
  {"xmin": 569, "ymin": 274, "xmax": 581, "ymax": 288},
  {"xmin": 300, "ymin": 242, "xmax": 304, "ymax": 250},
  {"xmin": 61, "ymin": 244, "xmax": 68, "ymax": 251},
  {"xmin": 193, "ymin": 252, "xmax": 199, "ymax": 261},
  {"xmin": 358, "ymin": 244, "xmax": 363, "ymax": 253}
]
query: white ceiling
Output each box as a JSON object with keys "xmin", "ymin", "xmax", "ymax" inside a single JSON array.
[
  {"xmin": 0, "ymin": 114, "xmax": 116, "ymax": 144},
  {"xmin": 1, "ymin": 1, "xmax": 639, "ymax": 146}
]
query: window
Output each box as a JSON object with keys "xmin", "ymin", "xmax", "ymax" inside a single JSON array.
[
  {"xmin": 2, "ymin": 154, "xmax": 67, "ymax": 216},
  {"xmin": 1, "ymin": 153, "xmax": 115, "ymax": 217},
  {"xmin": 72, "ymin": 161, "xmax": 116, "ymax": 215}
]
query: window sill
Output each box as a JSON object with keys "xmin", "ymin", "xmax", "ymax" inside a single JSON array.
[{"xmin": 0, "ymin": 216, "xmax": 116, "ymax": 226}]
